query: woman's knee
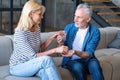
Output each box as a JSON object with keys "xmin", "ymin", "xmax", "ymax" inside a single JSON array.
[
  {"xmin": 39, "ymin": 56, "xmax": 52, "ymax": 61},
  {"xmin": 42, "ymin": 56, "xmax": 52, "ymax": 60},
  {"xmin": 40, "ymin": 56, "xmax": 55, "ymax": 65}
]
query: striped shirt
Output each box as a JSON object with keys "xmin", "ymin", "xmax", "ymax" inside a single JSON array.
[{"xmin": 9, "ymin": 29, "xmax": 41, "ymax": 66}]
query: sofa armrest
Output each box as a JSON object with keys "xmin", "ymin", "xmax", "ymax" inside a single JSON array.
[{"xmin": 0, "ymin": 36, "xmax": 13, "ymax": 66}]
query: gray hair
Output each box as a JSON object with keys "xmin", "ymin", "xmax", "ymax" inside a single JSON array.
[{"xmin": 76, "ymin": 3, "xmax": 92, "ymax": 17}]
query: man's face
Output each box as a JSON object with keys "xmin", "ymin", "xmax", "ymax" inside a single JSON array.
[{"xmin": 74, "ymin": 8, "xmax": 91, "ymax": 29}]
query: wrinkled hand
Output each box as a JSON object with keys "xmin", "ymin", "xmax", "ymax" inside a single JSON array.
[
  {"xmin": 52, "ymin": 32, "xmax": 60, "ymax": 39},
  {"xmin": 57, "ymin": 31, "xmax": 66, "ymax": 46},
  {"xmin": 57, "ymin": 35, "xmax": 64, "ymax": 45},
  {"xmin": 62, "ymin": 50, "xmax": 75, "ymax": 57},
  {"xmin": 56, "ymin": 45, "xmax": 68, "ymax": 54}
]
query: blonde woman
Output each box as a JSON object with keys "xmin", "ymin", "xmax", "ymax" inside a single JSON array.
[{"xmin": 9, "ymin": 0, "xmax": 68, "ymax": 80}]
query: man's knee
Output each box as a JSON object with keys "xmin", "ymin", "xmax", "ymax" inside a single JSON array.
[
  {"xmin": 88, "ymin": 60, "xmax": 101, "ymax": 73},
  {"xmin": 69, "ymin": 63, "xmax": 83, "ymax": 73}
]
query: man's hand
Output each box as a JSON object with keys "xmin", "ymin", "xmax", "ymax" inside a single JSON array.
[{"xmin": 57, "ymin": 31, "xmax": 66, "ymax": 46}]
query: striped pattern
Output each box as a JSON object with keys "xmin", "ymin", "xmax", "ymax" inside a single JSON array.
[{"xmin": 9, "ymin": 29, "xmax": 41, "ymax": 66}]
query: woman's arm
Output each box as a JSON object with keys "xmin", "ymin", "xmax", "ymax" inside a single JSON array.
[
  {"xmin": 41, "ymin": 31, "xmax": 66, "ymax": 51},
  {"xmin": 36, "ymin": 45, "xmax": 68, "ymax": 57},
  {"xmin": 40, "ymin": 32, "xmax": 59, "ymax": 52}
]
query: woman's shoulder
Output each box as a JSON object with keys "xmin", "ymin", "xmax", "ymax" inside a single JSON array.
[{"xmin": 14, "ymin": 30, "xmax": 28, "ymax": 38}]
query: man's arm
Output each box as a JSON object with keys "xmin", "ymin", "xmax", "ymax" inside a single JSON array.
[
  {"xmin": 75, "ymin": 50, "xmax": 89, "ymax": 58},
  {"xmin": 61, "ymin": 50, "xmax": 89, "ymax": 58}
]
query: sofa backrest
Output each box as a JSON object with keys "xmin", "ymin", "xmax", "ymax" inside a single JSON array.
[
  {"xmin": 0, "ymin": 32, "xmax": 59, "ymax": 66},
  {"xmin": 0, "ymin": 27, "xmax": 120, "ymax": 66},
  {"xmin": 40, "ymin": 32, "xmax": 59, "ymax": 57},
  {"xmin": 41, "ymin": 32, "xmax": 58, "ymax": 50},
  {"xmin": 41, "ymin": 27, "xmax": 120, "ymax": 50},
  {"xmin": 97, "ymin": 27, "xmax": 120, "ymax": 49}
]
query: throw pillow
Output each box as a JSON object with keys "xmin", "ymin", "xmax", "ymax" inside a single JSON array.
[{"xmin": 108, "ymin": 30, "xmax": 120, "ymax": 49}]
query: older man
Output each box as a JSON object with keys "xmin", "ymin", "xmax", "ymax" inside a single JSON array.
[{"xmin": 58, "ymin": 3, "xmax": 104, "ymax": 80}]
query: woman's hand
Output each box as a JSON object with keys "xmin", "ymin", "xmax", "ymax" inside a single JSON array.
[
  {"xmin": 62, "ymin": 50, "xmax": 75, "ymax": 57},
  {"xmin": 55, "ymin": 45, "xmax": 68, "ymax": 54}
]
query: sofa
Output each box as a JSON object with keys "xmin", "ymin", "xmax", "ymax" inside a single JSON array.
[{"xmin": 0, "ymin": 27, "xmax": 120, "ymax": 80}]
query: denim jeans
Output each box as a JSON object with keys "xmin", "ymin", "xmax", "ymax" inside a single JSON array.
[
  {"xmin": 10, "ymin": 56, "xmax": 61, "ymax": 80},
  {"xmin": 65, "ymin": 58, "xmax": 104, "ymax": 80}
]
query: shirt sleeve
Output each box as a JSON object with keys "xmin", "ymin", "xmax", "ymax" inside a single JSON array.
[{"xmin": 85, "ymin": 27, "xmax": 100, "ymax": 58}]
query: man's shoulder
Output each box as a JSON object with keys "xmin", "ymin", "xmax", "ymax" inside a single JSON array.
[
  {"xmin": 89, "ymin": 23, "xmax": 99, "ymax": 31},
  {"xmin": 66, "ymin": 23, "xmax": 75, "ymax": 27},
  {"xmin": 65, "ymin": 23, "xmax": 76, "ymax": 29}
]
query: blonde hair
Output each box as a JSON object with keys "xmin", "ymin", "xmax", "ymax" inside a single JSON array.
[{"xmin": 15, "ymin": 0, "xmax": 46, "ymax": 31}]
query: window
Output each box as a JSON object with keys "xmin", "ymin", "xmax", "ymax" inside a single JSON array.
[
  {"xmin": 0, "ymin": 0, "xmax": 74, "ymax": 34},
  {"xmin": 0, "ymin": 0, "xmax": 28, "ymax": 34}
]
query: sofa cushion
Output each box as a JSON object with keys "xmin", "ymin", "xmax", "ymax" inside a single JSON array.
[
  {"xmin": 58, "ymin": 67, "xmax": 74, "ymax": 80},
  {"xmin": 95, "ymin": 48, "xmax": 120, "ymax": 80},
  {"xmin": 108, "ymin": 30, "xmax": 120, "ymax": 49},
  {"xmin": 99, "ymin": 61, "xmax": 112, "ymax": 80},
  {"xmin": 53, "ymin": 57, "xmax": 74, "ymax": 80},
  {"xmin": 95, "ymin": 48, "xmax": 120, "ymax": 57},
  {"xmin": 95, "ymin": 48, "xmax": 120, "ymax": 55},
  {"xmin": 0, "ymin": 57, "xmax": 73, "ymax": 80},
  {"xmin": 100, "ymin": 56, "xmax": 120, "ymax": 80},
  {"xmin": 0, "ymin": 65, "xmax": 9, "ymax": 78},
  {"xmin": 5, "ymin": 76, "xmax": 40, "ymax": 80}
]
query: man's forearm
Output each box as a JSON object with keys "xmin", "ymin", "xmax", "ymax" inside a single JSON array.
[{"xmin": 75, "ymin": 50, "xmax": 89, "ymax": 58}]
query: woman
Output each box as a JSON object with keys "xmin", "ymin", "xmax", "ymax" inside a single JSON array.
[{"xmin": 9, "ymin": 0, "xmax": 68, "ymax": 80}]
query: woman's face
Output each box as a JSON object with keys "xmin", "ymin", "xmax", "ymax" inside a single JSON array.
[{"xmin": 30, "ymin": 10, "xmax": 43, "ymax": 24}]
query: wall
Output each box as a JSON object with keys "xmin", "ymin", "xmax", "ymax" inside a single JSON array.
[{"xmin": 45, "ymin": 0, "xmax": 74, "ymax": 29}]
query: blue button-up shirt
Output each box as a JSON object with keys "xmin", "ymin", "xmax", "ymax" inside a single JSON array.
[{"xmin": 62, "ymin": 23, "xmax": 100, "ymax": 68}]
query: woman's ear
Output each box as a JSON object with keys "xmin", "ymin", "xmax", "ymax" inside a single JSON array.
[{"xmin": 29, "ymin": 11, "xmax": 33, "ymax": 17}]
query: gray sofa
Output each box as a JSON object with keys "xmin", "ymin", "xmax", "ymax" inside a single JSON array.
[{"xmin": 0, "ymin": 27, "xmax": 120, "ymax": 80}]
